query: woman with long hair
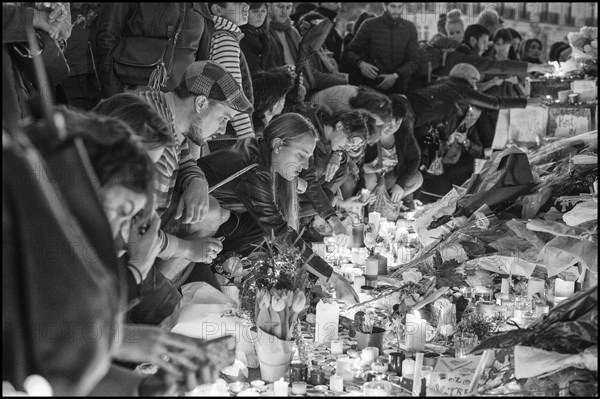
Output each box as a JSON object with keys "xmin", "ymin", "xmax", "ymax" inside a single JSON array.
[
  {"xmin": 197, "ymin": 113, "xmax": 359, "ymax": 303},
  {"xmin": 520, "ymin": 38, "xmax": 545, "ymax": 64},
  {"xmin": 240, "ymin": 2, "xmax": 278, "ymax": 75}
]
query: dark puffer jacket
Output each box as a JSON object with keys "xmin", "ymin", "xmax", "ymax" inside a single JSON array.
[
  {"xmin": 240, "ymin": 24, "xmax": 278, "ymax": 76},
  {"xmin": 197, "ymin": 138, "xmax": 333, "ymax": 281},
  {"xmin": 344, "ymin": 11, "xmax": 420, "ymax": 80}
]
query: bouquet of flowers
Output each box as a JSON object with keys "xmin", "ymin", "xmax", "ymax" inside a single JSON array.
[
  {"xmin": 567, "ymin": 26, "xmax": 598, "ymax": 60},
  {"xmin": 236, "ymin": 234, "xmax": 312, "ymax": 381}
]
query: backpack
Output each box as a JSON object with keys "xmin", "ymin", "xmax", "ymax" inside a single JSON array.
[{"xmin": 417, "ymin": 36, "xmax": 461, "ymax": 83}]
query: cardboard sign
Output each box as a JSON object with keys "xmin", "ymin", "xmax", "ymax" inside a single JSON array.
[
  {"xmin": 429, "ymin": 356, "xmax": 482, "ymax": 396},
  {"xmin": 547, "ymin": 107, "xmax": 592, "ymax": 138},
  {"xmin": 570, "ymin": 80, "xmax": 596, "ymax": 94},
  {"xmin": 507, "ymin": 106, "xmax": 549, "ymax": 143}
]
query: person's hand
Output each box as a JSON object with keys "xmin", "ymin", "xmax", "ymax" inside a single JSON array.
[
  {"xmin": 184, "ymin": 236, "xmax": 223, "ymax": 263},
  {"xmin": 335, "ymin": 193, "xmax": 376, "ymax": 209},
  {"xmin": 324, "ymin": 153, "xmax": 341, "ymax": 182},
  {"xmin": 177, "ymin": 177, "xmax": 209, "ymax": 224},
  {"xmin": 492, "ymin": 76, "xmax": 503, "ymax": 86},
  {"xmin": 358, "ymin": 61, "xmax": 379, "ymax": 79},
  {"xmin": 376, "ymin": 73, "xmax": 398, "ymax": 91},
  {"xmin": 329, "ymin": 272, "xmax": 359, "ymax": 304},
  {"xmin": 390, "ymin": 184, "xmax": 404, "ymax": 203},
  {"xmin": 116, "ymin": 325, "xmax": 202, "ymax": 378},
  {"xmin": 127, "ymin": 211, "xmax": 162, "ymax": 280},
  {"xmin": 45, "ymin": 2, "xmax": 70, "ymax": 23},
  {"xmin": 505, "ymin": 75, "xmax": 520, "ymax": 85},
  {"xmin": 529, "ymin": 63, "xmax": 555, "ymax": 75},
  {"xmin": 328, "ymin": 216, "xmax": 350, "ymax": 248},
  {"xmin": 449, "ymin": 132, "xmax": 466, "ymax": 144}
]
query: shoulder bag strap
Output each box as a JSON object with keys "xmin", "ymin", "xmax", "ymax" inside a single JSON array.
[
  {"xmin": 208, "ymin": 163, "xmax": 259, "ymax": 193},
  {"xmin": 148, "ymin": 3, "xmax": 186, "ymax": 89},
  {"xmin": 376, "ymin": 139, "xmax": 385, "ymax": 187}
]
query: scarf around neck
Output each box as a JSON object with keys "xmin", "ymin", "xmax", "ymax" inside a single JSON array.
[{"xmin": 270, "ymin": 18, "xmax": 291, "ymax": 31}]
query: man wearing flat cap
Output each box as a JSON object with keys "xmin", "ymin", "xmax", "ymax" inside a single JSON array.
[{"xmin": 136, "ymin": 60, "xmax": 252, "ymax": 299}]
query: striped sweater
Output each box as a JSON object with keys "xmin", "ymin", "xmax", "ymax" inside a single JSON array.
[
  {"xmin": 138, "ymin": 91, "xmax": 206, "ymax": 214},
  {"xmin": 210, "ymin": 15, "xmax": 255, "ymax": 141}
]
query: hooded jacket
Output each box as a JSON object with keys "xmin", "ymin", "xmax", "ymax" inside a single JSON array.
[{"xmin": 197, "ymin": 137, "xmax": 334, "ymax": 281}]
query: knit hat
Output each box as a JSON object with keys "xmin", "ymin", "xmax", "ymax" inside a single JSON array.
[
  {"xmin": 179, "ymin": 60, "xmax": 253, "ymax": 114},
  {"xmin": 291, "ymin": 3, "xmax": 317, "ymax": 22}
]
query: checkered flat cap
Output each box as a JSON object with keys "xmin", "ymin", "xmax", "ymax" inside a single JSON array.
[{"xmin": 180, "ymin": 60, "xmax": 253, "ymax": 114}]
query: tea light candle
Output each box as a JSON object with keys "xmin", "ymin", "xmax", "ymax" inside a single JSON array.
[
  {"xmin": 554, "ymin": 278, "xmax": 575, "ymax": 297},
  {"xmin": 405, "ymin": 311, "xmax": 426, "ymax": 352},
  {"xmin": 347, "ymin": 349, "xmax": 359, "ymax": 358},
  {"xmin": 501, "ymin": 277, "xmax": 510, "ymax": 294},
  {"xmin": 371, "ymin": 362, "xmax": 388, "ymax": 373},
  {"xmin": 329, "ymin": 374, "xmax": 344, "ymax": 392},
  {"xmin": 331, "ymin": 340, "xmax": 344, "ymax": 355},
  {"xmin": 527, "ymin": 278, "xmax": 545, "ymax": 300},
  {"xmin": 274, "ymin": 378, "xmax": 288, "ymax": 396},
  {"xmin": 402, "ymin": 358, "xmax": 415, "ymax": 377},
  {"xmin": 291, "ymin": 381, "xmax": 307, "ymax": 395}
]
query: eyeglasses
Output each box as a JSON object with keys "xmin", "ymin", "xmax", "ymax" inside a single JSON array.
[{"xmin": 344, "ymin": 136, "xmax": 365, "ymax": 150}]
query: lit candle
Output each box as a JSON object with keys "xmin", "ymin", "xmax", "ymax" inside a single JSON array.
[
  {"xmin": 353, "ymin": 275, "xmax": 366, "ymax": 288},
  {"xmin": 554, "ymin": 278, "xmax": 575, "ymax": 297},
  {"xmin": 347, "ymin": 349, "xmax": 359, "ymax": 359},
  {"xmin": 477, "ymin": 301, "xmax": 496, "ymax": 318},
  {"xmin": 274, "ymin": 378, "xmax": 288, "ymax": 396},
  {"xmin": 402, "ymin": 358, "xmax": 415, "ymax": 377},
  {"xmin": 315, "ymin": 300, "xmax": 339, "ymax": 343},
  {"xmin": 527, "ymin": 278, "xmax": 545, "ymax": 300},
  {"xmin": 368, "ymin": 346, "xmax": 380, "ymax": 360},
  {"xmin": 329, "ymin": 374, "xmax": 344, "ymax": 392},
  {"xmin": 361, "ymin": 348, "xmax": 375, "ymax": 364},
  {"xmin": 365, "ymin": 255, "xmax": 378, "ymax": 276},
  {"xmin": 291, "ymin": 381, "xmax": 307, "ymax": 395},
  {"xmin": 371, "ymin": 362, "xmax": 387, "ymax": 373},
  {"xmin": 501, "ymin": 277, "xmax": 510, "ymax": 294},
  {"xmin": 331, "ymin": 340, "xmax": 344, "ymax": 355},
  {"xmin": 412, "ymin": 352, "xmax": 424, "ymax": 397},
  {"xmin": 534, "ymin": 303, "xmax": 550, "ymax": 316},
  {"xmin": 405, "ymin": 311, "xmax": 426, "ymax": 352}
]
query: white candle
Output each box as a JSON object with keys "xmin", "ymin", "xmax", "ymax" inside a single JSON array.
[
  {"xmin": 354, "ymin": 275, "xmax": 366, "ymax": 288},
  {"xmin": 405, "ymin": 311, "xmax": 426, "ymax": 352},
  {"xmin": 365, "ymin": 256, "xmax": 379, "ymax": 277},
  {"xmin": 331, "ymin": 340, "xmax": 344, "ymax": 355},
  {"xmin": 368, "ymin": 346, "xmax": 379, "ymax": 360},
  {"xmin": 315, "ymin": 300, "xmax": 339, "ymax": 343},
  {"xmin": 501, "ymin": 277, "xmax": 510, "ymax": 294},
  {"xmin": 527, "ymin": 278, "xmax": 545, "ymax": 300},
  {"xmin": 361, "ymin": 348, "xmax": 375, "ymax": 364},
  {"xmin": 274, "ymin": 378, "xmax": 288, "ymax": 396},
  {"xmin": 412, "ymin": 352, "xmax": 424, "ymax": 397},
  {"xmin": 402, "ymin": 358, "xmax": 415, "ymax": 376},
  {"xmin": 329, "ymin": 374, "xmax": 344, "ymax": 392},
  {"xmin": 554, "ymin": 278, "xmax": 575, "ymax": 297}
]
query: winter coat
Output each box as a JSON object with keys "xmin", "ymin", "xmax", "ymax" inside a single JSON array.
[
  {"xmin": 197, "ymin": 137, "xmax": 334, "ymax": 281},
  {"xmin": 436, "ymin": 43, "xmax": 529, "ymax": 78},
  {"xmin": 344, "ymin": 11, "xmax": 420, "ymax": 80}
]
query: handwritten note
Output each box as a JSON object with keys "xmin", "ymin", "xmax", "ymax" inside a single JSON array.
[
  {"xmin": 429, "ymin": 356, "xmax": 482, "ymax": 396},
  {"xmin": 508, "ymin": 107, "xmax": 549, "ymax": 143},
  {"xmin": 547, "ymin": 107, "xmax": 591, "ymax": 138}
]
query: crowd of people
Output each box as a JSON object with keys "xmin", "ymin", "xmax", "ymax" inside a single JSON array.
[{"xmin": 4, "ymin": 2, "xmax": 561, "ymax": 396}]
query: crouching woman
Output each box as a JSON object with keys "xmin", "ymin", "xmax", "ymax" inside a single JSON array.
[{"xmin": 198, "ymin": 113, "xmax": 358, "ymax": 303}]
